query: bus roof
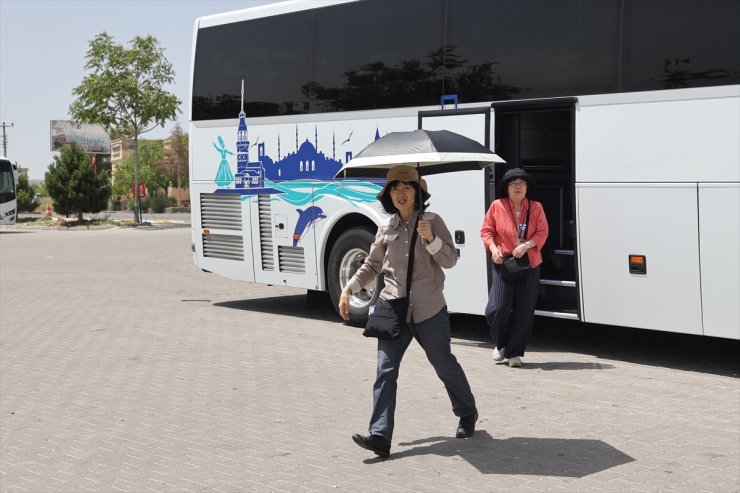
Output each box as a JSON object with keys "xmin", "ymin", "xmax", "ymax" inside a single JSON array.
[{"xmin": 196, "ymin": 0, "xmax": 357, "ymax": 29}]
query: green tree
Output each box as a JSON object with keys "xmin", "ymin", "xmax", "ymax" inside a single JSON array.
[
  {"xmin": 45, "ymin": 143, "xmax": 110, "ymax": 220},
  {"xmin": 112, "ymin": 140, "xmax": 168, "ymax": 197},
  {"xmin": 15, "ymin": 170, "xmax": 41, "ymax": 213},
  {"xmin": 158, "ymin": 124, "xmax": 189, "ymax": 205},
  {"xmin": 69, "ymin": 32, "xmax": 180, "ymax": 223}
]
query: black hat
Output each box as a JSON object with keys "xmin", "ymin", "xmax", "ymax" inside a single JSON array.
[{"xmin": 497, "ymin": 167, "xmax": 536, "ymax": 197}]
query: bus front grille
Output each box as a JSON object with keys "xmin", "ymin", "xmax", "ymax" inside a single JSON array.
[
  {"xmin": 202, "ymin": 233, "xmax": 244, "ymax": 261},
  {"xmin": 200, "ymin": 193, "xmax": 242, "ymax": 230}
]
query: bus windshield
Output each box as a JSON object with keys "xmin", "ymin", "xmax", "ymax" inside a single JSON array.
[
  {"xmin": 0, "ymin": 158, "xmax": 17, "ymax": 226},
  {"xmin": 0, "ymin": 159, "xmax": 15, "ymax": 202}
]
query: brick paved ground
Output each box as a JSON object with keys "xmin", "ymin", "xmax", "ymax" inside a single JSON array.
[{"xmin": 1, "ymin": 226, "xmax": 738, "ymax": 492}]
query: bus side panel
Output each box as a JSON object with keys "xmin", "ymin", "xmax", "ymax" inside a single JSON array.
[
  {"xmin": 699, "ymin": 183, "xmax": 740, "ymax": 339},
  {"xmin": 577, "ymin": 87, "xmax": 740, "ymax": 183},
  {"xmin": 576, "ymin": 184, "xmax": 703, "ymax": 335}
]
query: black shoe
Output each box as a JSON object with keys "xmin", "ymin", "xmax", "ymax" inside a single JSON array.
[
  {"xmin": 352, "ymin": 433, "xmax": 391, "ymax": 458},
  {"xmin": 456, "ymin": 409, "xmax": 478, "ymax": 438}
]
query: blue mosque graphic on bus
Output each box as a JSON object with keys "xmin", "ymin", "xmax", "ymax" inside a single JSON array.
[{"xmin": 215, "ymin": 82, "xmax": 383, "ymax": 195}]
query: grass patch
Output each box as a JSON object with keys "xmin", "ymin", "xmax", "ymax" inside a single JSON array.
[{"xmin": 14, "ymin": 216, "xmax": 119, "ymax": 229}]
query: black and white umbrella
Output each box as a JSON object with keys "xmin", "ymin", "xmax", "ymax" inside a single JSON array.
[{"xmin": 336, "ymin": 129, "xmax": 505, "ymax": 178}]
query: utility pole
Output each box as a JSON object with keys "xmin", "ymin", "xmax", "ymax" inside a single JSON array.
[{"xmin": 1, "ymin": 122, "xmax": 14, "ymax": 157}]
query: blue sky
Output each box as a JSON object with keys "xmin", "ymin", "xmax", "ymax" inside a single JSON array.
[{"xmin": 0, "ymin": 0, "xmax": 278, "ymax": 179}]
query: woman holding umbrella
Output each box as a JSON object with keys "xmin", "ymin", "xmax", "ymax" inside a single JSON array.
[
  {"xmin": 480, "ymin": 168, "xmax": 549, "ymax": 367},
  {"xmin": 338, "ymin": 164, "xmax": 478, "ymax": 459}
]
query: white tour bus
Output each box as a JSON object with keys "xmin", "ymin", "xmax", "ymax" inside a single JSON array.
[
  {"xmin": 0, "ymin": 157, "xmax": 17, "ymax": 226},
  {"xmin": 189, "ymin": 0, "xmax": 739, "ymax": 339}
]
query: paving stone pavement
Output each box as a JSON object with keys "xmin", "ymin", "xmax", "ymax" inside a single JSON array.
[{"xmin": 0, "ymin": 227, "xmax": 738, "ymax": 493}]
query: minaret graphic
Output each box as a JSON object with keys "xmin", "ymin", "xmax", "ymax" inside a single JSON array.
[
  {"xmin": 235, "ymin": 80, "xmax": 265, "ymax": 189},
  {"xmin": 235, "ymin": 81, "xmax": 249, "ymax": 185}
]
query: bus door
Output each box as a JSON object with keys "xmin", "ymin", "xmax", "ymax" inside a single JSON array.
[
  {"xmin": 418, "ymin": 107, "xmax": 493, "ymax": 316},
  {"xmin": 491, "ymin": 98, "xmax": 579, "ymax": 320},
  {"xmin": 248, "ymin": 187, "xmax": 320, "ymax": 290}
]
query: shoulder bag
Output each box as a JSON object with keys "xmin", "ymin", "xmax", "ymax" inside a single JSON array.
[{"xmin": 363, "ymin": 214, "xmax": 420, "ymax": 340}]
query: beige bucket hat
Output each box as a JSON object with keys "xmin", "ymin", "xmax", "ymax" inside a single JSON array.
[{"xmin": 376, "ymin": 165, "xmax": 430, "ymax": 200}]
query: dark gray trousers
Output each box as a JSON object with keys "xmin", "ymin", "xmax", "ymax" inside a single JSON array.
[
  {"xmin": 485, "ymin": 265, "xmax": 540, "ymax": 358},
  {"xmin": 368, "ymin": 307, "xmax": 476, "ymax": 441}
]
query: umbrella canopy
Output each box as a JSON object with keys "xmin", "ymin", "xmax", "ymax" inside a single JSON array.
[{"xmin": 336, "ymin": 129, "xmax": 505, "ymax": 178}]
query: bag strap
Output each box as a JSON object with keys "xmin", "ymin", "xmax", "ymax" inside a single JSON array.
[
  {"xmin": 406, "ymin": 213, "xmax": 421, "ymax": 294},
  {"xmin": 523, "ymin": 201, "xmax": 531, "ymax": 241},
  {"xmin": 401, "ymin": 213, "xmax": 421, "ymax": 322}
]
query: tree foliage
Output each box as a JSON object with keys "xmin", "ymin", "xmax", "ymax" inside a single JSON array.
[
  {"xmin": 69, "ymin": 31, "xmax": 180, "ymax": 221},
  {"xmin": 69, "ymin": 32, "xmax": 180, "ymax": 137},
  {"xmin": 15, "ymin": 172, "xmax": 41, "ymax": 213},
  {"xmin": 112, "ymin": 140, "xmax": 168, "ymax": 197},
  {"xmin": 158, "ymin": 124, "xmax": 189, "ymax": 203},
  {"xmin": 45, "ymin": 143, "xmax": 110, "ymax": 220}
]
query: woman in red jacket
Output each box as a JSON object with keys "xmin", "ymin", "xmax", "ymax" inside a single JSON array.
[{"xmin": 480, "ymin": 168, "xmax": 549, "ymax": 367}]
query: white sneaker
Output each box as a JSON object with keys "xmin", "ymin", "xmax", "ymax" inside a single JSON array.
[
  {"xmin": 508, "ymin": 356, "xmax": 522, "ymax": 367},
  {"xmin": 492, "ymin": 347, "xmax": 506, "ymax": 362}
]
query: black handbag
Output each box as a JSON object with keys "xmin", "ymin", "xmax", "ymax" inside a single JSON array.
[
  {"xmin": 362, "ymin": 297, "xmax": 409, "ymax": 340},
  {"xmin": 363, "ymin": 215, "xmax": 420, "ymax": 340},
  {"xmin": 499, "ymin": 204, "xmax": 532, "ymax": 282},
  {"xmin": 500, "ymin": 254, "xmax": 531, "ymax": 281}
]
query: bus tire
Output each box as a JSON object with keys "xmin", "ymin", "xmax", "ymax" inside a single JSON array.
[{"xmin": 327, "ymin": 227, "xmax": 383, "ymax": 326}]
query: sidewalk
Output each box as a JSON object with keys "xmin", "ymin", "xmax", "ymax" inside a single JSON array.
[
  {"xmin": 0, "ymin": 228, "xmax": 738, "ymax": 492},
  {"xmin": 18, "ymin": 210, "xmax": 192, "ymax": 224},
  {"xmin": 13, "ymin": 211, "xmax": 192, "ymax": 229}
]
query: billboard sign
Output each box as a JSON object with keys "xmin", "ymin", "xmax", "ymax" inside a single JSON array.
[{"xmin": 50, "ymin": 120, "xmax": 110, "ymax": 154}]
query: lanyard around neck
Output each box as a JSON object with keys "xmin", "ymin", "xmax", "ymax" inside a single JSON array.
[{"xmin": 507, "ymin": 199, "xmax": 530, "ymax": 243}]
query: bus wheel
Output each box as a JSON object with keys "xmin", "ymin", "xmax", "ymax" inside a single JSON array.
[{"xmin": 327, "ymin": 227, "xmax": 383, "ymax": 325}]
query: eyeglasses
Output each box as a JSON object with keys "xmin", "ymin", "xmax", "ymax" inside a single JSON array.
[{"xmin": 508, "ymin": 180, "xmax": 527, "ymax": 187}]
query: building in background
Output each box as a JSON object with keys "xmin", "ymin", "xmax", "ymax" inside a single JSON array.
[{"xmin": 110, "ymin": 137, "xmax": 190, "ymax": 211}]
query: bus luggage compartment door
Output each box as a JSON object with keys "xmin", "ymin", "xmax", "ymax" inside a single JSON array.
[
  {"xmin": 249, "ymin": 190, "xmax": 320, "ymax": 290},
  {"xmin": 576, "ymin": 183, "xmax": 702, "ymax": 335}
]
